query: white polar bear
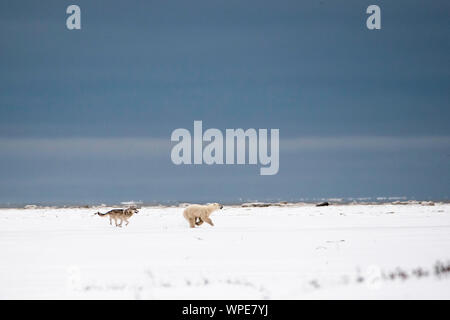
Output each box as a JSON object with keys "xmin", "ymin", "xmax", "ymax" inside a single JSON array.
[{"xmin": 183, "ymin": 203, "xmax": 223, "ymax": 228}]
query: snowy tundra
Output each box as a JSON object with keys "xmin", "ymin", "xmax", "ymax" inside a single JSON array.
[{"xmin": 0, "ymin": 204, "xmax": 449, "ymax": 299}]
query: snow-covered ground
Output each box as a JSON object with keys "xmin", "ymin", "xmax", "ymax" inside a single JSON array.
[{"xmin": 0, "ymin": 204, "xmax": 449, "ymax": 299}]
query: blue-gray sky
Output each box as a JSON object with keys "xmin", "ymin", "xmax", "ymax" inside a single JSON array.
[{"xmin": 0, "ymin": 0, "xmax": 449, "ymax": 205}]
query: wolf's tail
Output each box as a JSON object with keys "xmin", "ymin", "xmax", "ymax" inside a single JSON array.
[{"xmin": 94, "ymin": 211, "xmax": 108, "ymax": 217}]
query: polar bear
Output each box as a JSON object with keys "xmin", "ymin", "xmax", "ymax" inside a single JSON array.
[{"xmin": 183, "ymin": 203, "xmax": 223, "ymax": 228}]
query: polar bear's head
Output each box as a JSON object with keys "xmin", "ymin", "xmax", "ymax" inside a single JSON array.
[{"xmin": 209, "ymin": 203, "xmax": 223, "ymax": 211}]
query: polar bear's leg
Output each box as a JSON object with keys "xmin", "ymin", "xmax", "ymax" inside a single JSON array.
[
  {"xmin": 203, "ymin": 217, "xmax": 214, "ymax": 226},
  {"xmin": 188, "ymin": 217, "xmax": 196, "ymax": 228},
  {"xmin": 195, "ymin": 217, "xmax": 204, "ymax": 226}
]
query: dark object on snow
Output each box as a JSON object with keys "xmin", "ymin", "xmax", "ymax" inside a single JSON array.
[{"xmin": 316, "ymin": 202, "xmax": 329, "ymax": 207}]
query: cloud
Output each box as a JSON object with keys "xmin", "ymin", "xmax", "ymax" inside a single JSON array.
[
  {"xmin": 281, "ymin": 136, "xmax": 450, "ymax": 152},
  {"xmin": 1, "ymin": 135, "xmax": 449, "ymax": 159},
  {"xmin": 0, "ymin": 137, "xmax": 171, "ymax": 158}
]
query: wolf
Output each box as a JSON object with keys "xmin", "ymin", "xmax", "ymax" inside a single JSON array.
[
  {"xmin": 94, "ymin": 207, "xmax": 139, "ymax": 227},
  {"xmin": 183, "ymin": 203, "xmax": 223, "ymax": 228}
]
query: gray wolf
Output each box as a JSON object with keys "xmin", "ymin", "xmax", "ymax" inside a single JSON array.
[{"xmin": 95, "ymin": 207, "xmax": 139, "ymax": 227}]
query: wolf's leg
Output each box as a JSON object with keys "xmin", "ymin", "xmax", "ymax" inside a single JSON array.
[
  {"xmin": 118, "ymin": 219, "xmax": 123, "ymax": 227},
  {"xmin": 125, "ymin": 218, "xmax": 129, "ymax": 226},
  {"xmin": 109, "ymin": 216, "xmax": 112, "ymax": 225},
  {"xmin": 188, "ymin": 218, "xmax": 196, "ymax": 228},
  {"xmin": 195, "ymin": 217, "xmax": 204, "ymax": 226},
  {"xmin": 114, "ymin": 218, "xmax": 119, "ymax": 227},
  {"xmin": 203, "ymin": 217, "xmax": 214, "ymax": 226}
]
